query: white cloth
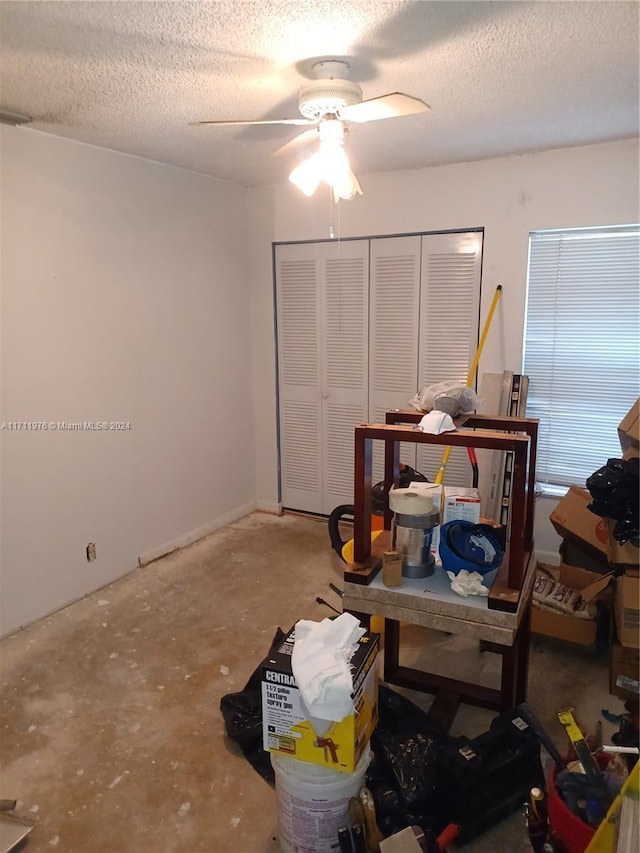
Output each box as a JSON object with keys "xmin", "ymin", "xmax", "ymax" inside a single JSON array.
[
  {"xmin": 291, "ymin": 613, "xmax": 365, "ymax": 731},
  {"xmin": 416, "ymin": 410, "xmax": 456, "ymax": 435},
  {"xmin": 446, "ymin": 569, "xmax": 490, "ymax": 597}
]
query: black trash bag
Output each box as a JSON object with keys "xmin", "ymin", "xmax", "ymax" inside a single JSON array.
[
  {"xmin": 366, "ymin": 684, "xmax": 444, "ymax": 838},
  {"xmin": 586, "ymin": 456, "xmax": 639, "ymax": 544},
  {"xmin": 220, "ymin": 626, "xmax": 288, "ymax": 786}
]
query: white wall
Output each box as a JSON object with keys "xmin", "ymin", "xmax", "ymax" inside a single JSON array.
[
  {"xmin": 0, "ymin": 128, "xmax": 255, "ymax": 636},
  {"xmin": 249, "ymin": 139, "xmax": 640, "ymax": 559},
  {"xmin": 2, "ymin": 134, "xmax": 636, "ymax": 635}
]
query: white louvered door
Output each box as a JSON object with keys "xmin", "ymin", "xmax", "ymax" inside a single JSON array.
[
  {"xmin": 276, "ymin": 231, "xmax": 483, "ymax": 514},
  {"xmin": 369, "ymin": 236, "xmax": 421, "ymax": 482},
  {"xmin": 276, "ymin": 240, "xmax": 369, "ymax": 514},
  {"xmin": 276, "ymin": 243, "xmax": 323, "ymax": 513},
  {"xmin": 416, "ymin": 232, "xmax": 483, "ymax": 485},
  {"xmin": 320, "ymin": 241, "xmax": 369, "ymax": 512}
]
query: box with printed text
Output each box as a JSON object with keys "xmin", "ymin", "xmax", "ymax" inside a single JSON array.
[
  {"xmin": 261, "ymin": 627, "xmax": 379, "ymax": 773},
  {"xmin": 443, "ymin": 486, "xmax": 482, "ymax": 527}
]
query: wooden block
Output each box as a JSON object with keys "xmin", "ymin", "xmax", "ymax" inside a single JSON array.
[
  {"xmin": 344, "ymin": 529, "xmax": 391, "ymax": 585},
  {"xmin": 383, "ymin": 550, "xmax": 402, "ymax": 587}
]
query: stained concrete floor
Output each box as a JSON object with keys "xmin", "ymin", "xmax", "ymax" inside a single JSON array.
[{"xmin": 0, "ymin": 512, "xmax": 626, "ymax": 853}]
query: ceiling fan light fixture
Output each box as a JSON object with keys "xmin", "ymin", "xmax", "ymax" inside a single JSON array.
[
  {"xmin": 192, "ymin": 58, "xmax": 428, "ymax": 196},
  {"xmin": 289, "ymin": 153, "xmax": 322, "ymax": 197},
  {"xmin": 331, "ymin": 167, "xmax": 362, "ymax": 202},
  {"xmin": 289, "ymin": 136, "xmax": 362, "ymax": 201}
]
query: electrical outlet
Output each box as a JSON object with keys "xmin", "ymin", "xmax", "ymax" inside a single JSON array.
[{"xmin": 86, "ymin": 543, "xmax": 96, "ymax": 562}]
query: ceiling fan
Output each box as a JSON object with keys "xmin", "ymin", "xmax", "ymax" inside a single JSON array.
[{"xmin": 191, "ymin": 60, "xmax": 429, "ymax": 200}]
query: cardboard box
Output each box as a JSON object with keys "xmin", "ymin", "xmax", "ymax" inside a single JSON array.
[
  {"xmin": 551, "ymin": 484, "xmax": 639, "ymax": 571},
  {"xmin": 618, "ymin": 398, "xmax": 640, "ymax": 453},
  {"xmin": 443, "ymin": 486, "xmax": 481, "ymax": 526},
  {"xmin": 608, "ymin": 520, "xmax": 640, "ymax": 572},
  {"xmin": 615, "ymin": 574, "xmax": 640, "ymax": 648},
  {"xmin": 559, "ymin": 562, "xmax": 609, "ymax": 597},
  {"xmin": 532, "ymin": 605, "xmax": 597, "ymax": 647},
  {"xmin": 610, "ymin": 642, "xmax": 640, "ymax": 699},
  {"xmin": 261, "ymin": 628, "xmax": 379, "ymax": 773},
  {"xmin": 550, "ymin": 486, "xmax": 611, "ymax": 564},
  {"xmin": 531, "ymin": 564, "xmax": 606, "ymax": 647}
]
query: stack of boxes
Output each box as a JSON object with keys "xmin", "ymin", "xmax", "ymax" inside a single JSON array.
[
  {"xmin": 611, "ymin": 399, "xmax": 640, "ymax": 698},
  {"xmin": 260, "ymin": 626, "xmax": 379, "ymax": 773},
  {"xmin": 533, "ymin": 399, "xmax": 639, "ymax": 698}
]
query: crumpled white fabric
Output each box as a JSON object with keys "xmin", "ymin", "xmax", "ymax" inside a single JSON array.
[
  {"xmin": 417, "ymin": 410, "xmax": 456, "ymax": 435},
  {"xmin": 447, "ymin": 569, "xmax": 490, "ymax": 597},
  {"xmin": 291, "ymin": 613, "xmax": 365, "ymax": 730}
]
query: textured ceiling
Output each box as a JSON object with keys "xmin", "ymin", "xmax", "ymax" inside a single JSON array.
[{"xmin": 1, "ymin": 1, "xmax": 638, "ymax": 187}]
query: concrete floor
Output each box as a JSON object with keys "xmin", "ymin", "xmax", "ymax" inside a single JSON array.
[{"xmin": 0, "ymin": 512, "xmax": 625, "ymax": 853}]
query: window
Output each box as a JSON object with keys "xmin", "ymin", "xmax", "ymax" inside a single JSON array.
[{"xmin": 523, "ymin": 225, "xmax": 640, "ymax": 493}]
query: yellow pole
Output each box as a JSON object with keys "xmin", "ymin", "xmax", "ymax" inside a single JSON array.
[{"xmin": 434, "ymin": 284, "xmax": 503, "ymax": 484}]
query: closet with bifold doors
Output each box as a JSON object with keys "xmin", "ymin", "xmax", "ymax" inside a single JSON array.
[{"xmin": 275, "ymin": 230, "xmax": 483, "ymax": 515}]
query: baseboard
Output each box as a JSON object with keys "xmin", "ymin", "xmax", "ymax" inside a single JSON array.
[
  {"xmin": 138, "ymin": 501, "xmax": 257, "ymax": 567},
  {"xmin": 534, "ymin": 549, "xmax": 561, "ymax": 567}
]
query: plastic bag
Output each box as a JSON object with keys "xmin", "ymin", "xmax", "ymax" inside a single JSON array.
[
  {"xmin": 366, "ymin": 684, "xmax": 443, "ymax": 837},
  {"xmin": 219, "ymin": 627, "xmax": 289, "ymax": 785},
  {"xmin": 408, "ymin": 380, "xmax": 478, "ymax": 417},
  {"xmin": 586, "ymin": 456, "xmax": 639, "ymax": 545}
]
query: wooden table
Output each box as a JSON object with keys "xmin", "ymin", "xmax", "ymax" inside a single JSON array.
[
  {"xmin": 343, "ymin": 411, "xmax": 539, "ymax": 728},
  {"xmin": 344, "ymin": 553, "xmax": 536, "ymax": 728}
]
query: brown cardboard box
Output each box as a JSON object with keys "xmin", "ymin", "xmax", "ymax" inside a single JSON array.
[
  {"xmin": 560, "ymin": 563, "xmax": 609, "ymax": 596},
  {"xmin": 550, "ymin": 486, "xmax": 640, "ymax": 570},
  {"xmin": 550, "ymin": 486, "xmax": 610, "ymax": 563},
  {"xmin": 615, "ymin": 574, "xmax": 640, "ymax": 648},
  {"xmin": 609, "ymin": 642, "xmax": 640, "ymax": 699},
  {"xmin": 618, "ymin": 398, "xmax": 640, "ymax": 453},
  {"xmin": 608, "ymin": 520, "xmax": 640, "ymax": 572},
  {"xmin": 531, "ymin": 563, "xmax": 607, "ymax": 647}
]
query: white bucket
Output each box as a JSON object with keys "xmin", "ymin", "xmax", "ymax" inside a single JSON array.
[{"xmin": 272, "ymin": 745, "xmax": 370, "ymax": 853}]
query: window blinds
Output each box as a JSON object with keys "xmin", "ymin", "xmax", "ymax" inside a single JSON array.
[{"xmin": 524, "ymin": 225, "xmax": 640, "ymax": 489}]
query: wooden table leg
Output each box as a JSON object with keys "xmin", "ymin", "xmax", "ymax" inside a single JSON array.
[
  {"xmin": 496, "ymin": 601, "xmax": 532, "ymax": 709},
  {"xmin": 515, "ymin": 600, "xmax": 532, "ymax": 705},
  {"xmin": 427, "ymin": 691, "xmax": 462, "ymax": 734}
]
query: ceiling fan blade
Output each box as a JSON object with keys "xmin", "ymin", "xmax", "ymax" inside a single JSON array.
[
  {"xmin": 273, "ymin": 128, "xmax": 319, "ymax": 158},
  {"xmin": 339, "ymin": 93, "xmax": 429, "ymax": 124},
  {"xmin": 190, "ymin": 117, "xmax": 315, "ymax": 127}
]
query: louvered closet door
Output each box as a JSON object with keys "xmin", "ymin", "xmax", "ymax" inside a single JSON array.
[
  {"xmin": 369, "ymin": 236, "xmax": 421, "ymax": 483},
  {"xmin": 320, "ymin": 241, "xmax": 370, "ymax": 512},
  {"xmin": 276, "ymin": 243, "xmax": 323, "ymax": 513},
  {"xmin": 416, "ymin": 232, "xmax": 483, "ymax": 485}
]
